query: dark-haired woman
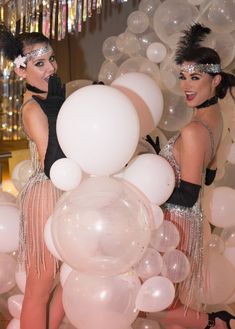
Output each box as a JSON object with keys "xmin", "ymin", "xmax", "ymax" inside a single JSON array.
[
  {"xmin": 149, "ymin": 24, "xmax": 235, "ymax": 329},
  {"xmin": 0, "ymin": 26, "xmax": 65, "ymax": 329}
]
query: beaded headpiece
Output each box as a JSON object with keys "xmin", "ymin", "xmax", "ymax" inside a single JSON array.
[
  {"xmin": 179, "ymin": 63, "xmax": 221, "ymax": 74},
  {"xmin": 13, "ymin": 44, "xmax": 53, "ymax": 68}
]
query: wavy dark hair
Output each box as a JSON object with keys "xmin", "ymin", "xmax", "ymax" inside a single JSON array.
[
  {"xmin": 0, "ymin": 24, "xmax": 51, "ymax": 63},
  {"xmin": 175, "ymin": 23, "xmax": 235, "ymax": 100}
]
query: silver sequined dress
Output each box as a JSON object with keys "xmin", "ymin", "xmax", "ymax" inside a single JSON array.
[
  {"xmin": 159, "ymin": 119, "xmax": 215, "ymax": 310},
  {"xmin": 18, "ymin": 99, "xmax": 62, "ymax": 275}
]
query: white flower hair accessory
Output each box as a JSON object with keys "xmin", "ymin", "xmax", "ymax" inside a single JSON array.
[{"xmin": 13, "ymin": 54, "xmax": 27, "ymax": 68}]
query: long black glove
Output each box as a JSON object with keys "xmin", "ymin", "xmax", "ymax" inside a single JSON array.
[
  {"xmin": 166, "ymin": 179, "xmax": 201, "ymax": 207},
  {"xmin": 145, "ymin": 135, "xmax": 161, "ymax": 154},
  {"xmin": 205, "ymin": 168, "xmax": 217, "ymax": 185},
  {"xmin": 33, "ymin": 74, "xmax": 66, "ymax": 178}
]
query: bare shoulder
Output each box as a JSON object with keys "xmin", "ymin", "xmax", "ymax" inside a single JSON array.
[
  {"xmin": 22, "ymin": 99, "xmax": 47, "ymax": 139},
  {"xmin": 180, "ymin": 121, "xmax": 207, "ymax": 145}
]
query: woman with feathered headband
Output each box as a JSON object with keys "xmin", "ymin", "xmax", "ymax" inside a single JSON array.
[
  {"xmin": 0, "ymin": 25, "xmax": 66, "ymax": 329},
  {"xmin": 149, "ymin": 23, "xmax": 235, "ymax": 329}
]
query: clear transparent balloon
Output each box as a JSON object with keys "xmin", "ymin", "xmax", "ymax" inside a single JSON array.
[
  {"xmin": 51, "ymin": 177, "xmax": 151, "ymax": 276},
  {"xmin": 158, "ymin": 91, "xmax": 193, "ymax": 132},
  {"xmin": 127, "ymin": 10, "xmax": 150, "ymax": 34},
  {"xmin": 153, "ymin": 0, "xmax": 199, "ymax": 45},
  {"xmin": 150, "ymin": 220, "xmax": 180, "ymax": 252},
  {"xmin": 161, "ymin": 249, "xmax": 191, "ymax": 283}
]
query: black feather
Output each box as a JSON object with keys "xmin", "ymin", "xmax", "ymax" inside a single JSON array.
[
  {"xmin": 0, "ymin": 23, "xmax": 22, "ymax": 61},
  {"xmin": 175, "ymin": 23, "xmax": 211, "ymax": 64}
]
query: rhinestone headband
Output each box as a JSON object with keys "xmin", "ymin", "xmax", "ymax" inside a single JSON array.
[
  {"xmin": 13, "ymin": 44, "xmax": 53, "ymax": 68},
  {"xmin": 179, "ymin": 63, "xmax": 221, "ymax": 74}
]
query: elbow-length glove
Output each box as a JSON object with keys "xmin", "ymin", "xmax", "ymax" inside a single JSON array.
[{"xmin": 33, "ymin": 74, "xmax": 66, "ymax": 178}]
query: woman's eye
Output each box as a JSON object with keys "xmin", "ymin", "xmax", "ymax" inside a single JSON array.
[
  {"xmin": 35, "ymin": 61, "xmax": 44, "ymax": 67},
  {"xmin": 49, "ymin": 55, "xmax": 55, "ymax": 62},
  {"xmin": 178, "ymin": 74, "xmax": 185, "ymax": 80},
  {"xmin": 191, "ymin": 76, "xmax": 200, "ymax": 80}
]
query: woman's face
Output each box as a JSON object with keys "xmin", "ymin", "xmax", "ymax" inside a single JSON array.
[
  {"xmin": 179, "ymin": 61, "xmax": 218, "ymax": 108},
  {"xmin": 23, "ymin": 42, "xmax": 58, "ymax": 92}
]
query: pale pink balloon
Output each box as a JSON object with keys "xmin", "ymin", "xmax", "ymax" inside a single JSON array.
[
  {"xmin": 221, "ymin": 226, "xmax": 235, "ymax": 247},
  {"xmin": 209, "ymin": 186, "xmax": 235, "ymax": 228},
  {"xmin": 161, "ymin": 250, "xmax": 190, "ymax": 283},
  {"xmin": 132, "ymin": 317, "xmax": 161, "ymax": 329},
  {"xmin": 7, "ymin": 294, "xmax": 24, "ymax": 319},
  {"xmin": 150, "ymin": 221, "xmax": 180, "ymax": 253},
  {"xmin": 0, "ymin": 253, "xmax": 16, "ymax": 294},
  {"xmin": 206, "ymin": 234, "xmax": 225, "ymax": 254},
  {"xmin": 135, "ymin": 248, "xmax": 163, "ymax": 280},
  {"xmin": 123, "ymin": 154, "xmax": 175, "ymax": 205},
  {"xmin": 44, "ymin": 216, "xmax": 63, "ymax": 261},
  {"xmin": 135, "ymin": 276, "xmax": 175, "ymax": 312},
  {"xmin": 6, "ymin": 318, "xmax": 20, "ymax": 329},
  {"xmin": 201, "ymin": 251, "xmax": 235, "ymax": 305},
  {"xmin": 63, "ymin": 271, "xmax": 141, "ymax": 329},
  {"xmin": 0, "ymin": 205, "xmax": 19, "ymax": 253},
  {"xmin": 223, "ymin": 247, "xmax": 235, "ymax": 268},
  {"xmin": 60, "ymin": 263, "xmax": 73, "ymax": 288},
  {"xmin": 15, "ymin": 270, "xmax": 26, "ymax": 294},
  {"xmin": 0, "ymin": 190, "xmax": 16, "ymax": 206}
]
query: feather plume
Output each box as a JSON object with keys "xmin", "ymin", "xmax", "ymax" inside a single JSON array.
[{"xmin": 175, "ymin": 23, "xmax": 211, "ymax": 64}]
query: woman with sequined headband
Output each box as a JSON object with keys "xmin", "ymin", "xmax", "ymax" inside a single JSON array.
[
  {"xmin": 0, "ymin": 25, "xmax": 66, "ymax": 329},
  {"xmin": 148, "ymin": 24, "xmax": 235, "ymax": 329}
]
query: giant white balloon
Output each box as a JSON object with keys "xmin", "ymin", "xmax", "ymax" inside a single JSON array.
[
  {"xmin": 111, "ymin": 72, "xmax": 163, "ymax": 136},
  {"xmin": 57, "ymin": 85, "xmax": 140, "ymax": 176}
]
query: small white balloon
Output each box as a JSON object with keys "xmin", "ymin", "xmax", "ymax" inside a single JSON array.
[
  {"xmin": 8, "ymin": 294, "xmax": 24, "ymax": 319},
  {"xmin": 146, "ymin": 42, "xmax": 167, "ymax": 63},
  {"xmin": 50, "ymin": 158, "xmax": 82, "ymax": 191}
]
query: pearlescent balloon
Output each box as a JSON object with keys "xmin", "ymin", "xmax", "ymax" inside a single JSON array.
[
  {"xmin": 146, "ymin": 42, "xmax": 167, "ymax": 63},
  {"xmin": 135, "ymin": 247, "xmax": 163, "ymax": 280},
  {"xmin": 98, "ymin": 60, "xmax": 118, "ymax": 85},
  {"xmin": 127, "ymin": 10, "xmax": 150, "ymax": 34},
  {"xmin": 63, "ymin": 271, "xmax": 141, "ymax": 329},
  {"xmin": 151, "ymin": 221, "xmax": 180, "ymax": 252},
  {"xmin": 161, "ymin": 250, "xmax": 191, "ymax": 283},
  {"xmin": 102, "ymin": 36, "xmax": 123, "ymax": 61},
  {"xmin": 51, "ymin": 177, "xmax": 151, "ymax": 276},
  {"xmin": 135, "ymin": 276, "xmax": 175, "ymax": 312}
]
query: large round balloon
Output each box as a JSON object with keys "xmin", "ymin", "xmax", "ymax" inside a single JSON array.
[
  {"xmin": 63, "ymin": 270, "xmax": 141, "ymax": 329},
  {"xmin": 51, "ymin": 177, "xmax": 151, "ymax": 276},
  {"xmin": 111, "ymin": 72, "xmax": 163, "ymax": 136},
  {"xmin": 57, "ymin": 85, "xmax": 139, "ymax": 176},
  {"xmin": 122, "ymin": 154, "xmax": 175, "ymax": 205}
]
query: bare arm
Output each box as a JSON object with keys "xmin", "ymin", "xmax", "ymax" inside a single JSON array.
[
  {"xmin": 179, "ymin": 122, "xmax": 209, "ymax": 185},
  {"xmin": 22, "ymin": 101, "xmax": 48, "ymax": 169}
]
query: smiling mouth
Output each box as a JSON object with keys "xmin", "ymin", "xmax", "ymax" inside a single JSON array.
[{"xmin": 185, "ymin": 92, "xmax": 196, "ymax": 101}]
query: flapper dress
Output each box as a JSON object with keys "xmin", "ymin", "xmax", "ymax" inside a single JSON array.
[
  {"xmin": 159, "ymin": 118, "xmax": 215, "ymax": 311},
  {"xmin": 18, "ymin": 99, "xmax": 62, "ymax": 275}
]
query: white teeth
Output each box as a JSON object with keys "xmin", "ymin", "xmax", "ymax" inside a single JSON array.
[{"xmin": 185, "ymin": 91, "xmax": 195, "ymax": 95}]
